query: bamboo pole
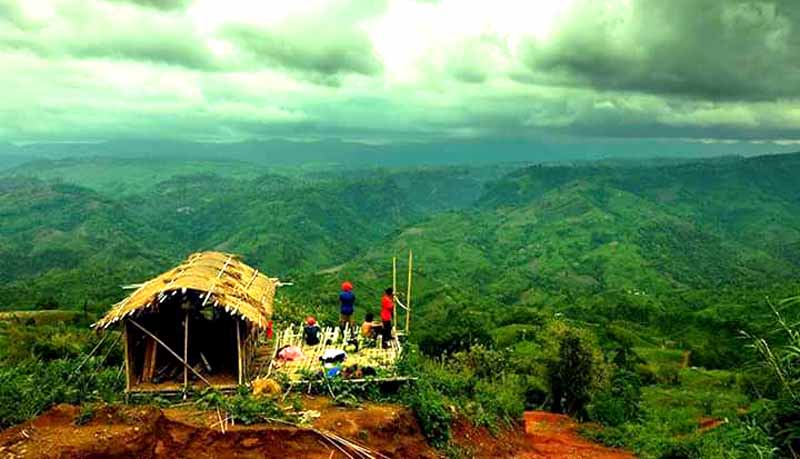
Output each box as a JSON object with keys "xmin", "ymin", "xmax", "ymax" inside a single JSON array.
[
  {"xmin": 128, "ymin": 319, "xmax": 212, "ymax": 387},
  {"xmin": 236, "ymin": 320, "xmax": 243, "ymax": 385},
  {"xmin": 183, "ymin": 311, "xmax": 189, "ymax": 397},
  {"xmin": 71, "ymin": 332, "xmax": 110, "ymax": 379},
  {"xmin": 265, "ymin": 326, "xmax": 282, "ymax": 378},
  {"xmin": 123, "ymin": 324, "xmax": 131, "ymax": 392},
  {"xmin": 405, "ymin": 250, "xmax": 413, "ymax": 334},
  {"xmin": 392, "ymin": 256, "xmax": 397, "ymax": 324}
]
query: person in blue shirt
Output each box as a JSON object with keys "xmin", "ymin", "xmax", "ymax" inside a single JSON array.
[
  {"xmin": 339, "ymin": 281, "xmax": 356, "ymax": 334},
  {"xmin": 303, "ymin": 316, "xmax": 320, "ymax": 346}
]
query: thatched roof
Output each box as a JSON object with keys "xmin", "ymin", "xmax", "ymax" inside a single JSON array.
[{"xmin": 94, "ymin": 251, "xmax": 277, "ymax": 329}]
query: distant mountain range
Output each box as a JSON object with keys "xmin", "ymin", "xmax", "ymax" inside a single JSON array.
[{"xmin": 2, "ymin": 138, "xmax": 798, "ymax": 171}]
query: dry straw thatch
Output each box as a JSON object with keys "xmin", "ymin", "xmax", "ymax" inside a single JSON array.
[{"xmin": 94, "ymin": 251, "xmax": 276, "ymax": 329}]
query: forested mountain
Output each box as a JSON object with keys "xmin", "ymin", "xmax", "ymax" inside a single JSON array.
[
  {"xmin": 285, "ymin": 153, "xmax": 800, "ymax": 367},
  {"xmin": 296, "ymin": 153, "xmax": 800, "ymax": 296},
  {"xmin": 0, "ymin": 160, "xmax": 503, "ymax": 309},
  {"xmin": 0, "ymin": 178, "xmax": 174, "ymax": 309},
  {"xmin": 4, "ymin": 152, "xmax": 799, "ymax": 344}
]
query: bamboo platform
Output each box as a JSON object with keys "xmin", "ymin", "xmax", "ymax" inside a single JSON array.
[{"xmin": 264, "ymin": 323, "xmax": 403, "ymax": 382}]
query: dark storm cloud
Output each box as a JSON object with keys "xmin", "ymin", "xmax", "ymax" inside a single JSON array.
[
  {"xmin": 522, "ymin": 0, "xmax": 800, "ymax": 101},
  {"xmin": 71, "ymin": 32, "xmax": 216, "ymax": 70},
  {"xmin": 220, "ymin": 0, "xmax": 386, "ymax": 83},
  {"xmin": 223, "ymin": 23, "xmax": 382, "ymax": 83},
  {"xmin": 0, "ymin": 0, "xmax": 216, "ymax": 69},
  {"xmin": 0, "ymin": 28, "xmax": 216, "ymax": 70}
]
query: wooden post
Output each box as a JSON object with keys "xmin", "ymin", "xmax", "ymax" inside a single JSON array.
[
  {"xmin": 236, "ymin": 319, "xmax": 243, "ymax": 385},
  {"xmin": 406, "ymin": 249, "xmax": 413, "ymax": 334},
  {"xmin": 143, "ymin": 339, "xmax": 157, "ymax": 382},
  {"xmin": 242, "ymin": 326, "xmax": 247, "ymax": 382},
  {"xmin": 183, "ymin": 311, "xmax": 189, "ymax": 397},
  {"xmin": 128, "ymin": 319, "xmax": 212, "ymax": 387},
  {"xmin": 123, "ymin": 323, "xmax": 131, "ymax": 392},
  {"xmin": 392, "ymin": 256, "xmax": 397, "ymax": 324}
]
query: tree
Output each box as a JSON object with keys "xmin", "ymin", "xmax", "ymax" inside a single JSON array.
[{"xmin": 547, "ymin": 330, "xmax": 597, "ymax": 418}]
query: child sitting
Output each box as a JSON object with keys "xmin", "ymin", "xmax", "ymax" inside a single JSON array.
[
  {"xmin": 303, "ymin": 316, "xmax": 321, "ymax": 346},
  {"xmin": 360, "ymin": 313, "xmax": 383, "ymax": 340}
]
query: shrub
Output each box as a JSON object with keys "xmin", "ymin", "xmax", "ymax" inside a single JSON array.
[
  {"xmin": 655, "ymin": 366, "xmax": 680, "ymax": 386},
  {"xmin": 589, "ymin": 392, "xmax": 637, "ymax": 427},
  {"xmin": 227, "ymin": 391, "xmax": 286, "ymax": 424},
  {"xmin": 659, "ymin": 442, "xmax": 697, "ymax": 459},
  {"xmin": 473, "ymin": 376, "xmax": 524, "ymax": 429},
  {"xmin": 74, "ymin": 404, "xmax": 96, "ymax": 426},
  {"xmin": 590, "ymin": 348, "xmax": 644, "ymax": 427},
  {"xmin": 688, "ymin": 342, "xmax": 746, "ymax": 370},
  {"xmin": 415, "ymin": 307, "xmax": 493, "ymax": 356},
  {"xmin": 403, "ymin": 381, "xmax": 453, "ymax": 447},
  {"xmin": 637, "ymin": 363, "xmax": 658, "ymax": 386},
  {"xmin": 520, "ymin": 375, "xmax": 548, "ymax": 409},
  {"xmin": 450, "ymin": 345, "xmax": 510, "ymax": 379},
  {"xmin": 196, "ymin": 387, "xmax": 289, "ymax": 425},
  {"xmin": 0, "ymin": 358, "xmax": 123, "ymax": 428}
]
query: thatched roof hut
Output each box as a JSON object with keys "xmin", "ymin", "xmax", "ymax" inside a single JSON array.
[
  {"xmin": 94, "ymin": 251, "xmax": 278, "ymax": 393},
  {"xmin": 95, "ymin": 251, "xmax": 276, "ymax": 329}
]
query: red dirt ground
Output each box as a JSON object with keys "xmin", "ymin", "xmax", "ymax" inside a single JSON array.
[
  {"xmin": 0, "ymin": 401, "xmax": 436, "ymax": 459},
  {"xmin": 698, "ymin": 416, "xmax": 726, "ymax": 433},
  {"xmin": 520, "ymin": 412, "xmax": 634, "ymax": 459},
  {"xmin": 0, "ymin": 403, "xmax": 634, "ymax": 458}
]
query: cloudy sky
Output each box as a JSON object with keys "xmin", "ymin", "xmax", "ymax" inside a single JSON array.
[{"xmin": 1, "ymin": 0, "xmax": 800, "ymax": 148}]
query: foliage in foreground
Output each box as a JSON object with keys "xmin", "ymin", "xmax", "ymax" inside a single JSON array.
[
  {"xmin": 744, "ymin": 298, "xmax": 800, "ymax": 457},
  {"xmin": 582, "ymin": 297, "xmax": 800, "ymax": 459},
  {"xmin": 195, "ymin": 387, "xmax": 292, "ymax": 425},
  {"xmin": 398, "ymin": 319, "xmax": 608, "ymax": 447},
  {"xmin": 0, "ymin": 321, "xmax": 124, "ymax": 428}
]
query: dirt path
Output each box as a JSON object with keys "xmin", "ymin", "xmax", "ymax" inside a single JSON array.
[{"xmin": 520, "ymin": 411, "xmax": 634, "ymax": 459}]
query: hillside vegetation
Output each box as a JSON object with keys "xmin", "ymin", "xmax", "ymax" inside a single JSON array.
[{"xmin": 1, "ymin": 152, "xmax": 799, "ymax": 457}]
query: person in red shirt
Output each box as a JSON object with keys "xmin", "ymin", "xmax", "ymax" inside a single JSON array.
[{"xmin": 380, "ymin": 287, "xmax": 394, "ymax": 348}]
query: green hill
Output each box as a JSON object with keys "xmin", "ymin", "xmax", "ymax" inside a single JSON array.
[
  {"xmin": 0, "ymin": 161, "xmax": 500, "ymax": 310},
  {"xmin": 287, "ymin": 153, "xmax": 800, "ymax": 359},
  {"xmin": 0, "ymin": 178, "xmax": 173, "ymax": 309}
]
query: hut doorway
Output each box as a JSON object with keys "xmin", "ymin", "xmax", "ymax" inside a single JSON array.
[{"xmin": 123, "ymin": 291, "xmax": 244, "ymax": 392}]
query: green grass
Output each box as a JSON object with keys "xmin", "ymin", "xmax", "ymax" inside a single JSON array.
[
  {"xmin": 644, "ymin": 369, "xmax": 746, "ymax": 424},
  {"xmin": 0, "ymin": 310, "xmax": 85, "ymax": 325}
]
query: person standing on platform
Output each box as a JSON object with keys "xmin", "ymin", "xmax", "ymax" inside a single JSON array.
[
  {"xmin": 339, "ymin": 281, "xmax": 356, "ymax": 334},
  {"xmin": 380, "ymin": 287, "xmax": 394, "ymax": 348}
]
